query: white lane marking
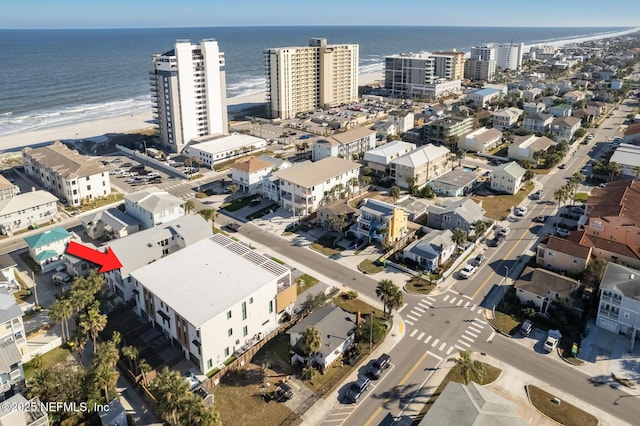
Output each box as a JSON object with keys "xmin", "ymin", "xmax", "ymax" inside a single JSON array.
[
  {"xmin": 431, "ymin": 338, "xmax": 440, "ymax": 348},
  {"xmin": 468, "ymin": 325, "xmax": 483, "ymax": 334},
  {"xmin": 397, "ymin": 303, "xmax": 408, "ymax": 313},
  {"xmin": 438, "ymin": 342, "xmax": 447, "ymax": 351},
  {"xmin": 411, "ymin": 310, "xmax": 422, "ymax": 317},
  {"xmin": 464, "ymin": 301, "xmax": 470, "ymax": 308},
  {"xmin": 410, "ymin": 329, "xmax": 418, "ymax": 338},
  {"xmin": 418, "ymin": 303, "xmax": 431, "ymax": 310},
  {"xmin": 476, "ymin": 319, "xmax": 487, "ymax": 324},
  {"xmin": 487, "ymin": 331, "xmax": 497, "ymax": 342},
  {"xmin": 460, "ymin": 334, "xmax": 474, "ymax": 342},
  {"xmin": 463, "ymin": 295, "xmax": 473, "ymax": 300},
  {"xmin": 406, "ymin": 314, "xmax": 418, "ymax": 322},
  {"xmin": 470, "ymin": 306, "xmax": 477, "ymax": 312},
  {"xmin": 414, "ymin": 306, "xmax": 426, "ymax": 313},
  {"xmin": 424, "ymin": 335, "xmax": 432, "ymax": 345},
  {"xmin": 449, "ymin": 297, "xmax": 457, "ymax": 304},
  {"xmin": 465, "ymin": 330, "xmax": 479, "ymax": 338},
  {"xmin": 457, "ymin": 340, "xmax": 471, "ymax": 347},
  {"xmin": 455, "ymin": 344, "xmax": 467, "ymax": 351},
  {"xmin": 417, "ymin": 332, "xmax": 425, "ymax": 340},
  {"xmin": 426, "ymin": 296, "xmax": 436, "ymax": 302},
  {"xmin": 446, "ymin": 346, "xmax": 455, "ymax": 355},
  {"xmin": 456, "ymin": 299, "xmax": 464, "ymax": 306},
  {"xmin": 443, "ymin": 295, "xmax": 450, "ymax": 302},
  {"xmin": 406, "ymin": 320, "xmax": 414, "ymax": 325}
]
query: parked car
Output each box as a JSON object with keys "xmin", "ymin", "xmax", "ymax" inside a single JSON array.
[
  {"xmin": 533, "ymin": 215, "xmax": 547, "ymax": 223},
  {"xmin": 471, "ymin": 253, "xmax": 486, "ymax": 266},
  {"xmin": 558, "ymin": 164, "xmax": 566, "ymax": 169},
  {"xmin": 498, "ymin": 227, "xmax": 510, "ymax": 238},
  {"xmin": 555, "ymin": 228, "xmax": 571, "ymax": 238},
  {"xmin": 543, "ymin": 329, "xmax": 562, "ymax": 353},
  {"xmin": 367, "ymin": 353, "xmax": 391, "ymax": 379},
  {"xmin": 520, "ymin": 319, "xmax": 533, "ymax": 336},
  {"xmin": 514, "ymin": 206, "xmax": 528, "ymax": 217},
  {"xmin": 226, "ymin": 223, "xmax": 241, "ymax": 232},
  {"xmin": 459, "ymin": 264, "xmax": 477, "ymax": 279},
  {"xmin": 249, "ymin": 197, "xmax": 261, "ymax": 207},
  {"xmin": 532, "ymin": 190, "xmax": 544, "ymax": 200},
  {"xmin": 488, "ymin": 235, "xmax": 505, "ymax": 247},
  {"xmin": 346, "ymin": 376, "xmax": 370, "ymax": 403},
  {"xmin": 299, "ymin": 134, "xmax": 311, "ymax": 139},
  {"xmin": 52, "ymin": 272, "xmax": 71, "ymax": 285},
  {"xmin": 274, "ymin": 383, "xmax": 293, "ymax": 401}
]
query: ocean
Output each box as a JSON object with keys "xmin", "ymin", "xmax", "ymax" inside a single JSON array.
[{"xmin": 0, "ymin": 26, "xmax": 631, "ymax": 137}]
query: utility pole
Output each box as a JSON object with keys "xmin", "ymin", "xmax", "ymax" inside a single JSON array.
[
  {"xmin": 369, "ymin": 310, "xmax": 376, "ymax": 354},
  {"xmin": 31, "ymin": 270, "xmax": 40, "ymax": 309}
]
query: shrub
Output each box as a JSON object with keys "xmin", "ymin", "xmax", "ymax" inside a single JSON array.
[
  {"xmin": 301, "ymin": 367, "xmax": 316, "ymax": 380},
  {"xmin": 195, "ymin": 192, "xmax": 207, "ymax": 199},
  {"xmin": 345, "ymin": 290, "xmax": 358, "ymax": 300}
]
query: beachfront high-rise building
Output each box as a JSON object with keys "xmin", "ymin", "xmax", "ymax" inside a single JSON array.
[
  {"xmin": 150, "ymin": 39, "xmax": 228, "ymax": 153},
  {"xmin": 464, "ymin": 59, "xmax": 496, "ymax": 81},
  {"xmin": 470, "ymin": 42, "xmax": 524, "ymax": 71},
  {"xmin": 384, "ymin": 53, "xmax": 462, "ymax": 99},
  {"xmin": 265, "ymin": 38, "xmax": 359, "ymax": 119},
  {"xmin": 431, "ymin": 51, "xmax": 466, "ymax": 81}
]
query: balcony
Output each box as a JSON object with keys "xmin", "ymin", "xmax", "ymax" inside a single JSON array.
[
  {"xmin": 601, "ymin": 294, "xmax": 622, "ymax": 305},
  {"xmin": 598, "ymin": 308, "xmax": 619, "ymax": 320}
]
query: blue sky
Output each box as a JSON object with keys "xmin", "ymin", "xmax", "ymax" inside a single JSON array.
[{"xmin": 2, "ymin": 0, "xmax": 638, "ymax": 29}]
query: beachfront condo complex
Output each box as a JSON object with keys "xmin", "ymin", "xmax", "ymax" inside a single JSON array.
[
  {"xmin": 265, "ymin": 38, "xmax": 359, "ymax": 119},
  {"xmin": 150, "ymin": 39, "xmax": 229, "ymax": 153},
  {"xmin": 470, "ymin": 42, "xmax": 525, "ymax": 71}
]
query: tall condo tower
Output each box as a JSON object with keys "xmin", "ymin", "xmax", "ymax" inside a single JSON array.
[
  {"xmin": 265, "ymin": 38, "xmax": 359, "ymax": 119},
  {"xmin": 150, "ymin": 39, "xmax": 228, "ymax": 153}
]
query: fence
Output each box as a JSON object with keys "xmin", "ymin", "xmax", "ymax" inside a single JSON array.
[{"xmin": 25, "ymin": 336, "xmax": 63, "ymax": 362}]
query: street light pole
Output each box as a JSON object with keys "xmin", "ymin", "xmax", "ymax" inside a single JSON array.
[
  {"xmin": 369, "ymin": 310, "xmax": 376, "ymax": 354},
  {"xmin": 31, "ymin": 270, "xmax": 40, "ymax": 309}
]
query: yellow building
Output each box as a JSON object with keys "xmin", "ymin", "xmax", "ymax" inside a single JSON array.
[{"xmin": 355, "ymin": 198, "xmax": 408, "ymax": 246}]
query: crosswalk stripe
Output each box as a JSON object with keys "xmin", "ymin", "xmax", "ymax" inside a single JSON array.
[
  {"xmin": 406, "ymin": 315, "xmax": 418, "ymax": 322},
  {"xmin": 418, "ymin": 303, "xmax": 431, "ymax": 310},
  {"xmin": 446, "ymin": 346, "xmax": 455, "ymax": 355},
  {"xmin": 487, "ymin": 331, "xmax": 497, "ymax": 342},
  {"xmin": 426, "ymin": 296, "xmax": 436, "ymax": 302},
  {"xmin": 450, "ymin": 297, "xmax": 457, "ymax": 304},
  {"xmin": 470, "ymin": 306, "xmax": 477, "ymax": 312},
  {"xmin": 460, "ymin": 334, "xmax": 474, "ymax": 342},
  {"xmin": 405, "ymin": 320, "xmax": 414, "ymax": 325},
  {"xmin": 456, "ymin": 299, "xmax": 464, "ymax": 306},
  {"xmin": 464, "ymin": 301, "xmax": 470, "ymax": 308},
  {"xmin": 457, "ymin": 340, "xmax": 471, "ymax": 347},
  {"xmin": 431, "ymin": 338, "xmax": 440, "ymax": 348},
  {"xmin": 462, "ymin": 295, "xmax": 473, "ymax": 300},
  {"xmin": 417, "ymin": 332, "xmax": 425, "ymax": 340},
  {"xmin": 443, "ymin": 295, "xmax": 450, "ymax": 302},
  {"xmin": 410, "ymin": 329, "xmax": 418, "ymax": 338},
  {"xmin": 411, "ymin": 310, "xmax": 422, "ymax": 317},
  {"xmin": 455, "ymin": 344, "xmax": 467, "ymax": 351},
  {"xmin": 438, "ymin": 342, "xmax": 447, "ymax": 351},
  {"xmin": 465, "ymin": 330, "xmax": 479, "ymax": 338},
  {"xmin": 414, "ymin": 306, "xmax": 426, "ymax": 313},
  {"xmin": 468, "ymin": 325, "xmax": 483, "ymax": 334},
  {"xmin": 476, "ymin": 319, "xmax": 487, "ymax": 324},
  {"xmin": 424, "ymin": 335, "xmax": 432, "ymax": 345}
]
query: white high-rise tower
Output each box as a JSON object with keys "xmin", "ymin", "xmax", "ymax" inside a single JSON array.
[{"xmin": 150, "ymin": 39, "xmax": 228, "ymax": 153}]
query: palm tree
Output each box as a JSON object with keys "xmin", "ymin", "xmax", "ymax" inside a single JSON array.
[
  {"xmin": 607, "ymin": 161, "xmax": 621, "ymax": 182},
  {"xmin": 182, "ymin": 200, "xmax": 195, "ymax": 214},
  {"xmin": 79, "ymin": 301, "xmax": 107, "ymax": 353},
  {"xmin": 389, "ymin": 186, "xmax": 401, "ymax": 203},
  {"xmin": 197, "ymin": 208, "xmax": 217, "ymax": 229},
  {"xmin": 229, "ymin": 184, "xmax": 239, "ymax": 199},
  {"xmin": 347, "ymin": 177, "xmax": 359, "ymax": 197},
  {"xmin": 300, "ymin": 326, "xmax": 322, "ymax": 365},
  {"xmin": 179, "ymin": 393, "xmax": 222, "ymax": 426},
  {"xmin": 633, "ymin": 166, "xmax": 640, "ymax": 181},
  {"xmin": 360, "ymin": 175, "xmax": 372, "ymax": 189},
  {"xmin": 93, "ymin": 363, "xmax": 119, "ymax": 402},
  {"xmin": 138, "ymin": 358, "xmax": 152, "ymax": 386},
  {"xmin": 470, "ymin": 220, "xmax": 489, "ymax": 240},
  {"xmin": 334, "ymin": 183, "xmax": 345, "ymax": 200},
  {"xmin": 150, "ymin": 367, "xmax": 190, "ymax": 425},
  {"xmin": 448, "ymin": 350, "xmax": 485, "ymax": 385},
  {"xmin": 376, "ymin": 279, "xmax": 395, "ymax": 317},
  {"xmin": 385, "ymin": 285, "xmax": 404, "ymax": 317},
  {"xmin": 122, "ymin": 345, "xmax": 139, "ymax": 373},
  {"xmin": 451, "ymin": 228, "xmax": 468, "ymax": 248},
  {"xmin": 48, "ymin": 298, "xmax": 73, "ymax": 342},
  {"xmin": 93, "ymin": 340, "xmax": 119, "ymax": 369}
]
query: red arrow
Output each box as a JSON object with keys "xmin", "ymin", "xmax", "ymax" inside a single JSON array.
[{"xmin": 66, "ymin": 241, "xmax": 123, "ymax": 273}]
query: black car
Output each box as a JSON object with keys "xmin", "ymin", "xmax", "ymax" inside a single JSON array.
[
  {"xmin": 368, "ymin": 353, "xmax": 391, "ymax": 379},
  {"xmin": 226, "ymin": 222, "xmax": 241, "ymax": 232},
  {"xmin": 488, "ymin": 235, "xmax": 504, "ymax": 247},
  {"xmin": 346, "ymin": 376, "xmax": 370, "ymax": 403},
  {"xmin": 471, "ymin": 253, "xmax": 486, "ymax": 266},
  {"xmin": 274, "ymin": 383, "xmax": 293, "ymax": 401}
]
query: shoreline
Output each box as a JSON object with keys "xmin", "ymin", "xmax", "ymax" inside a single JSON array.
[{"xmin": 0, "ymin": 26, "xmax": 636, "ymax": 153}]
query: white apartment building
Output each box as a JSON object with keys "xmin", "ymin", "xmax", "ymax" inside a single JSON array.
[
  {"xmin": 490, "ymin": 161, "xmax": 526, "ymax": 195},
  {"xmin": 363, "ymin": 140, "xmax": 417, "ymax": 174},
  {"xmin": 458, "ymin": 128, "xmax": 502, "ymax": 153},
  {"xmin": 150, "ymin": 39, "xmax": 228, "ymax": 153},
  {"xmin": 384, "ymin": 53, "xmax": 462, "ymax": 99},
  {"xmin": 104, "ymin": 215, "xmax": 213, "ymax": 302},
  {"xmin": 266, "ymin": 38, "xmax": 359, "ymax": 119},
  {"xmin": 0, "ymin": 293, "xmax": 26, "ymax": 398},
  {"xmin": 471, "ymin": 42, "xmax": 524, "ymax": 70},
  {"xmin": 124, "ymin": 187, "xmax": 184, "ymax": 230},
  {"xmin": 131, "ymin": 234, "xmax": 292, "ymax": 374},
  {"xmin": 23, "ymin": 141, "xmax": 111, "ymax": 207},
  {"xmin": 597, "ymin": 263, "xmax": 640, "ymax": 336},
  {"xmin": 186, "ymin": 134, "xmax": 267, "ymax": 168},
  {"xmin": 273, "ymin": 157, "xmax": 361, "ymax": 215},
  {"xmin": 0, "ymin": 176, "xmax": 19, "ymax": 201},
  {"xmin": 0, "ymin": 191, "xmax": 58, "ymax": 235},
  {"xmin": 312, "ymin": 127, "xmax": 376, "ymax": 161}
]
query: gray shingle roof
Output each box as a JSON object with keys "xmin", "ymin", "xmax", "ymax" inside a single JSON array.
[
  {"xmin": 0, "ymin": 340, "xmax": 22, "ymax": 374},
  {"xmin": 600, "ymin": 263, "xmax": 640, "ymax": 301},
  {"xmin": 0, "ymin": 292, "xmax": 22, "ymax": 324},
  {"xmin": 288, "ymin": 305, "xmax": 357, "ymax": 359}
]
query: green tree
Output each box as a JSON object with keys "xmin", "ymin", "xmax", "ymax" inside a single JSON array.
[
  {"xmin": 197, "ymin": 208, "xmax": 217, "ymax": 228},
  {"xmin": 300, "ymin": 326, "xmax": 322, "ymax": 365},
  {"xmin": 582, "ymin": 258, "xmax": 607, "ymax": 290},
  {"xmin": 92, "ymin": 364, "xmax": 119, "ymax": 402},
  {"xmin": 448, "ymin": 350, "xmax": 485, "ymax": 385},
  {"xmin": 229, "ymin": 184, "xmax": 239, "ymax": 199},
  {"xmin": 138, "ymin": 358, "xmax": 152, "ymax": 386},
  {"xmin": 385, "ymin": 285, "xmax": 404, "ymax": 317},
  {"xmin": 376, "ymin": 279, "xmax": 394, "ymax": 317},
  {"xmin": 361, "ymin": 175, "xmax": 372, "ymax": 187},
  {"xmin": 607, "ymin": 161, "xmax": 621, "ymax": 181},
  {"xmin": 633, "ymin": 166, "xmax": 640, "ymax": 181},
  {"xmin": 405, "ymin": 176, "xmax": 417, "ymax": 195},
  {"xmin": 179, "ymin": 392, "xmax": 222, "ymax": 426},
  {"xmin": 182, "ymin": 200, "xmax": 195, "ymax": 214},
  {"xmin": 150, "ymin": 367, "xmax": 190, "ymax": 425},
  {"xmin": 470, "ymin": 220, "xmax": 489, "ymax": 240},
  {"xmin": 48, "ymin": 298, "xmax": 73, "ymax": 342},
  {"xmin": 358, "ymin": 316, "xmax": 386, "ymax": 345},
  {"xmin": 451, "ymin": 228, "xmax": 468, "ymax": 247},
  {"xmin": 389, "ymin": 186, "xmax": 401, "ymax": 203},
  {"xmin": 122, "ymin": 345, "xmax": 139, "ymax": 374},
  {"xmin": 79, "ymin": 301, "xmax": 107, "ymax": 353}
]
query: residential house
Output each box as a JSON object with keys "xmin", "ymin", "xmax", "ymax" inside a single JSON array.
[
  {"xmin": 423, "ymin": 116, "xmax": 473, "ymax": 146},
  {"xmin": 508, "ymin": 135, "xmax": 557, "ymax": 162},
  {"xmin": 573, "ymin": 106, "xmax": 601, "ymax": 123},
  {"xmin": 458, "ymin": 128, "xmax": 502, "ymax": 153},
  {"xmin": 490, "ymin": 161, "xmax": 526, "ymax": 195},
  {"xmin": 388, "ymin": 109, "xmax": 415, "ymax": 134},
  {"xmin": 522, "ymin": 112, "xmax": 553, "ymax": 133},
  {"xmin": 0, "ymin": 191, "xmax": 58, "ymax": 235},
  {"xmin": 514, "ymin": 267, "xmax": 583, "ymax": 315},
  {"xmin": 103, "ymin": 215, "xmax": 213, "ymax": 302},
  {"xmin": 273, "ymin": 157, "xmax": 361, "ymax": 216},
  {"xmin": 390, "ymin": 144, "xmax": 451, "ymax": 189},
  {"xmin": 596, "ymin": 263, "xmax": 640, "ymax": 336},
  {"xmin": 63, "ymin": 241, "xmax": 100, "ymax": 278},
  {"xmin": 124, "ymin": 187, "xmax": 184, "ymax": 230},
  {"xmin": 363, "ymin": 141, "xmax": 417, "ymax": 175},
  {"xmin": 0, "ymin": 394, "xmax": 49, "ymax": 426},
  {"xmin": 185, "ymin": 134, "xmax": 267, "ymax": 168},
  {"xmin": 394, "ymin": 196, "xmax": 429, "ymax": 221},
  {"xmin": 536, "ymin": 234, "xmax": 592, "ymax": 274},
  {"xmin": 403, "ymin": 229, "xmax": 456, "ymax": 272},
  {"xmin": 563, "ymin": 90, "xmax": 586, "ymax": 105},
  {"xmin": 465, "ymin": 88, "xmax": 501, "ymax": 108},
  {"xmin": 427, "ymin": 170, "xmax": 479, "ymax": 197},
  {"xmin": 355, "ymin": 199, "xmax": 408, "ymax": 246},
  {"xmin": 623, "ymin": 124, "xmax": 640, "ymax": 145},
  {"xmin": 0, "ymin": 176, "xmax": 19, "ymax": 201},
  {"xmin": 130, "ymin": 234, "xmax": 293, "ymax": 375},
  {"xmin": 24, "ymin": 227, "xmax": 72, "ymax": 273},
  {"xmin": 231, "ymin": 158, "xmax": 275, "ymax": 195},
  {"xmin": 522, "ymin": 102, "xmax": 546, "ymax": 114},
  {"xmin": 550, "ymin": 116, "xmax": 582, "ymax": 142},
  {"xmin": 427, "ymin": 198, "xmax": 485, "ymax": 233},
  {"xmin": 79, "ymin": 208, "xmax": 140, "ymax": 240},
  {"xmin": 0, "ymin": 255, "xmax": 17, "ymax": 292},
  {"xmin": 491, "ymin": 108, "xmax": 522, "ymax": 130},
  {"xmin": 419, "ymin": 381, "xmax": 528, "ymax": 426},
  {"xmin": 288, "ymin": 305, "xmax": 356, "ymax": 370},
  {"xmin": 523, "ymin": 88, "xmax": 542, "ymax": 102},
  {"xmin": 23, "ymin": 141, "xmax": 111, "ymax": 206},
  {"xmin": 371, "ymin": 121, "xmax": 397, "ymax": 140},
  {"xmin": 312, "ymin": 127, "xmax": 376, "ymax": 161},
  {"xmin": 316, "ymin": 202, "xmax": 359, "ymax": 233},
  {"xmin": 548, "ymin": 103, "xmax": 573, "ymax": 117},
  {"xmin": 0, "ymin": 292, "xmax": 26, "ymax": 398},
  {"xmin": 424, "ymin": 104, "xmax": 445, "ymax": 117}
]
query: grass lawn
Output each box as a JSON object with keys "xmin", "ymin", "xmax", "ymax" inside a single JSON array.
[
  {"xmin": 220, "ymin": 195, "xmax": 255, "ymax": 212},
  {"xmin": 246, "ymin": 203, "xmax": 279, "ymax": 220},
  {"xmin": 296, "ymin": 273, "xmax": 319, "ymax": 295},
  {"xmin": 68, "ymin": 191, "xmax": 123, "ymax": 213},
  {"xmin": 414, "ymin": 359, "xmax": 501, "ymax": 423},
  {"xmin": 23, "ymin": 346, "xmax": 72, "ymax": 381},
  {"xmin": 472, "ymin": 181, "xmax": 534, "ymax": 220},
  {"xmin": 405, "ymin": 276, "xmax": 436, "ymax": 295},
  {"xmin": 310, "ymin": 234, "xmax": 342, "ymax": 256},
  {"xmin": 334, "ymin": 294, "xmax": 384, "ymax": 319},
  {"xmin": 574, "ymin": 192, "xmax": 589, "ymax": 202},
  {"xmin": 270, "ymin": 256, "xmax": 286, "ymax": 265},
  {"xmin": 358, "ymin": 259, "xmax": 384, "ymax": 274},
  {"xmin": 488, "ymin": 311, "xmax": 521, "ymax": 336},
  {"xmin": 527, "ymin": 385, "xmax": 598, "ymax": 426}
]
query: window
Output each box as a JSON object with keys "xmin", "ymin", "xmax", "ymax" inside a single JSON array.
[
  {"xmin": 227, "ymin": 310, "xmax": 232, "ymax": 319},
  {"xmin": 269, "ymin": 300, "xmax": 273, "ymax": 313},
  {"xmin": 243, "ymin": 326, "xmax": 248, "ymax": 337},
  {"xmin": 207, "ymin": 359, "xmax": 212, "ymax": 369},
  {"xmin": 249, "ymin": 297, "xmax": 253, "ymax": 304},
  {"xmin": 224, "ymin": 347, "xmax": 230, "ymax": 357},
  {"xmin": 624, "ymin": 312, "xmax": 630, "ymax": 319},
  {"xmin": 242, "ymin": 302, "xmax": 247, "ymax": 320},
  {"xmin": 228, "ymin": 328, "xmax": 233, "ymax": 337}
]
